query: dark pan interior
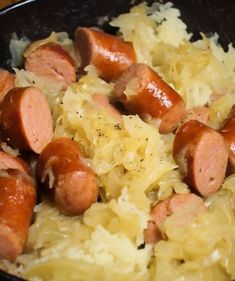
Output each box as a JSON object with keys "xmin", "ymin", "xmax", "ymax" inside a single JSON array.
[
  {"xmin": 0, "ymin": 0, "xmax": 235, "ymax": 280},
  {"xmin": 0, "ymin": 0, "xmax": 235, "ymax": 69}
]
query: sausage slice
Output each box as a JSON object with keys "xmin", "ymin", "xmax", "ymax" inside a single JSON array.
[
  {"xmin": 173, "ymin": 120, "xmax": 228, "ymax": 197},
  {"xmin": 144, "ymin": 193, "xmax": 206, "ymax": 244},
  {"xmin": 0, "ymin": 69, "xmax": 15, "ymax": 102},
  {"xmin": 0, "ymin": 87, "xmax": 53, "ymax": 154},
  {"xmin": 0, "ymin": 151, "xmax": 29, "ymax": 174},
  {"xmin": 37, "ymin": 137, "xmax": 98, "ymax": 216},
  {"xmin": 93, "ymin": 94, "xmax": 122, "ymax": 122},
  {"xmin": 114, "ymin": 63, "xmax": 186, "ymax": 134},
  {"xmin": 74, "ymin": 27, "xmax": 136, "ymax": 81},
  {"xmin": 25, "ymin": 43, "xmax": 76, "ymax": 89},
  {"xmin": 0, "ymin": 169, "xmax": 36, "ymax": 261},
  {"xmin": 220, "ymin": 105, "xmax": 235, "ymax": 173}
]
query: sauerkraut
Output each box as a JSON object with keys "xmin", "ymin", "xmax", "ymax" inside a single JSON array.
[{"xmin": 1, "ymin": 2, "xmax": 235, "ymax": 281}]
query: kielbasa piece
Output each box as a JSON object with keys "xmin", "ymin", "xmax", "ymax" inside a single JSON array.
[
  {"xmin": 0, "ymin": 170, "xmax": 36, "ymax": 261},
  {"xmin": 0, "ymin": 87, "xmax": 53, "ymax": 154},
  {"xmin": 74, "ymin": 27, "xmax": 136, "ymax": 81},
  {"xmin": 0, "ymin": 151, "xmax": 29, "ymax": 174},
  {"xmin": 144, "ymin": 193, "xmax": 206, "ymax": 244},
  {"xmin": 220, "ymin": 105, "xmax": 235, "ymax": 174},
  {"xmin": 173, "ymin": 120, "xmax": 228, "ymax": 197},
  {"xmin": 184, "ymin": 106, "xmax": 210, "ymax": 125},
  {"xmin": 0, "ymin": 69, "xmax": 15, "ymax": 102},
  {"xmin": 144, "ymin": 221, "xmax": 162, "ymax": 244},
  {"xmin": 25, "ymin": 43, "xmax": 76, "ymax": 89},
  {"xmin": 37, "ymin": 137, "xmax": 98, "ymax": 216},
  {"xmin": 114, "ymin": 63, "xmax": 185, "ymax": 134},
  {"xmin": 93, "ymin": 94, "xmax": 122, "ymax": 122}
]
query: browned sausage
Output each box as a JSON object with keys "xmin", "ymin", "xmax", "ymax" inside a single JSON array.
[
  {"xmin": 0, "ymin": 169, "xmax": 36, "ymax": 261},
  {"xmin": 0, "ymin": 69, "xmax": 15, "ymax": 102},
  {"xmin": 144, "ymin": 193, "xmax": 206, "ymax": 244},
  {"xmin": 25, "ymin": 43, "xmax": 76, "ymax": 89},
  {"xmin": 114, "ymin": 63, "xmax": 186, "ymax": 134},
  {"xmin": 36, "ymin": 137, "xmax": 98, "ymax": 216},
  {"xmin": 220, "ymin": 105, "xmax": 235, "ymax": 173},
  {"xmin": 173, "ymin": 120, "xmax": 228, "ymax": 197},
  {"xmin": 184, "ymin": 106, "xmax": 210, "ymax": 125},
  {"xmin": 93, "ymin": 94, "xmax": 122, "ymax": 122},
  {"xmin": 0, "ymin": 87, "xmax": 53, "ymax": 154},
  {"xmin": 74, "ymin": 27, "xmax": 136, "ymax": 81},
  {"xmin": 0, "ymin": 150, "xmax": 29, "ymax": 174}
]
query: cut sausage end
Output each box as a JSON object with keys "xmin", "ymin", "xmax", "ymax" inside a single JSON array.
[
  {"xmin": 25, "ymin": 43, "xmax": 76, "ymax": 89},
  {"xmin": 20, "ymin": 87, "xmax": 53, "ymax": 154},
  {"xmin": 174, "ymin": 120, "xmax": 228, "ymax": 197},
  {"xmin": 0, "ymin": 151, "xmax": 29, "ymax": 174},
  {"xmin": 190, "ymin": 129, "xmax": 228, "ymax": 197},
  {"xmin": 144, "ymin": 221, "xmax": 162, "ymax": 244},
  {"xmin": 0, "ymin": 87, "xmax": 53, "ymax": 153},
  {"xmin": 114, "ymin": 63, "xmax": 148, "ymax": 100},
  {"xmin": 92, "ymin": 94, "xmax": 122, "ymax": 122},
  {"xmin": 144, "ymin": 193, "xmax": 206, "ymax": 244}
]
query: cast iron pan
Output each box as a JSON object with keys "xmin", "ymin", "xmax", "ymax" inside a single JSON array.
[{"xmin": 0, "ymin": 0, "xmax": 234, "ymax": 280}]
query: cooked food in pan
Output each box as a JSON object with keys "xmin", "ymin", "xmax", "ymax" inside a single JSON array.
[{"xmin": 0, "ymin": 2, "xmax": 235, "ymax": 281}]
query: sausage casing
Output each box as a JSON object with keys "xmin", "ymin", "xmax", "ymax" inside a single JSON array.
[
  {"xmin": 173, "ymin": 120, "xmax": 228, "ymax": 197},
  {"xmin": 37, "ymin": 137, "xmax": 98, "ymax": 216},
  {"xmin": 25, "ymin": 43, "xmax": 77, "ymax": 89},
  {"xmin": 75, "ymin": 27, "xmax": 136, "ymax": 81},
  {"xmin": 114, "ymin": 63, "xmax": 185, "ymax": 133},
  {"xmin": 0, "ymin": 170, "xmax": 36, "ymax": 261}
]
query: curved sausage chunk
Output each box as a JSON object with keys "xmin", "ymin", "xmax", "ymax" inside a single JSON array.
[
  {"xmin": 25, "ymin": 43, "xmax": 76, "ymax": 89},
  {"xmin": 184, "ymin": 106, "xmax": 209, "ymax": 125},
  {"xmin": 0, "ymin": 151, "xmax": 29, "ymax": 174},
  {"xmin": 0, "ymin": 169, "xmax": 36, "ymax": 261},
  {"xmin": 74, "ymin": 27, "xmax": 136, "ymax": 81},
  {"xmin": 173, "ymin": 120, "xmax": 228, "ymax": 197},
  {"xmin": 114, "ymin": 63, "xmax": 186, "ymax": 134},
  {"xmin": 0, "ymin": 69, "xmax": 15, "ymax": 102},
  {"xmin": 144, "ymin": 193, "xmax": 206, "ymax": 244},
  {"xmin": 220, "ymin": 105, "xmax": 235, "ymax": 174},
  {"xmin": 93, "ymin": 94, "xmax": 122, "ymax": 122},
  {"xmin": 36, "ymin": 137, "xmax": 98, "ymax": 216},
  {"xmin": 0, "ymin": 87, "xmax": 53, "ymax": 154}
]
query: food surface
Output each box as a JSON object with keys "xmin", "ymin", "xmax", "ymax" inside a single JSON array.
[
  {"xmin": 74, "ymin": 27, "xmax": 137, "ymax": 81},
  {"xmin": 0, "ymin": 169, "xmax": 36, "ymax": 262},
  {"xmin": 1, "ymin": 2, "xmax": 235, "ymax": 281},
  {"xmin": 37, "ymin": 137, "xmax": 98, "ymax": 216},
  {"xmin": 0, "ymin": 87, "xmax": 53, "ymax": 153},
  {"xmin": 173, "ymin": 120, "xmax": 228, "ymax": 197},
  {"xmin": 114, "ymin": 63, "xmax": 186, "ymax": 133}
]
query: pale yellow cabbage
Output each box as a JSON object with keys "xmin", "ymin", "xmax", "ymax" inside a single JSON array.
[
  {"xmin": 149, "ymin": 176, "xmax": 235, "ymax": 281},
  {"xmin": 112, "ymin": 3, "xmax": 235, "ymax": 127},
  {"xmin": 53, "ymin": 67, "xmax": 178, "ymax": 210},
  {"xmin": 17, "ymin": 191, "xmax": 152, "ymax": 281}
]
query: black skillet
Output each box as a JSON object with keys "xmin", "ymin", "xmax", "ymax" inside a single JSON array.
[{"xmin": 0, "ymin": 0, "xmax": 235, "ymax": 280}]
